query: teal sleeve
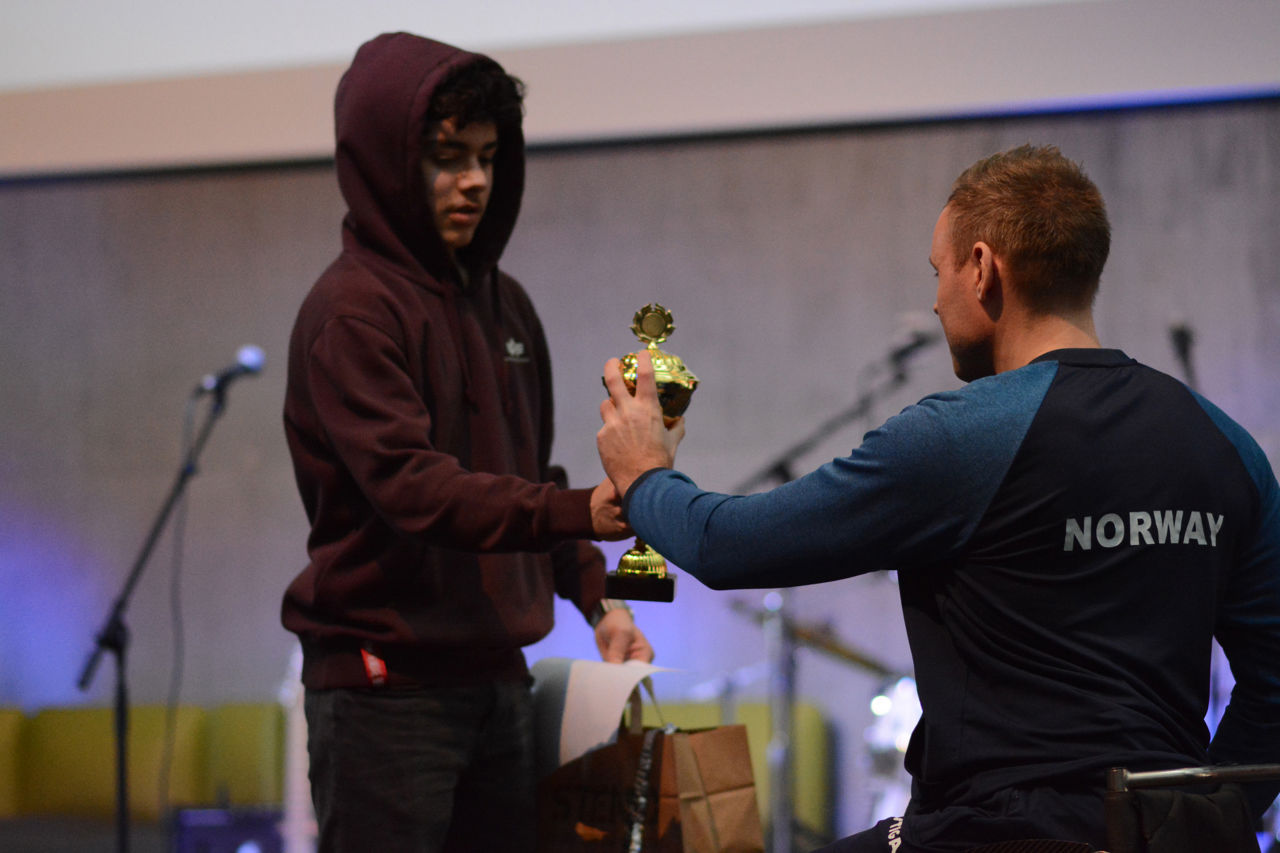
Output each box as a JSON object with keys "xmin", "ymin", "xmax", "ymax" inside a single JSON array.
[
  {"xmin": 1197, "ymin": 394, "xmax": 1280, "ymax": 816},
  {"xmin": 624, "ymin": 362, "xmax": 1058, "ymax": 590}
]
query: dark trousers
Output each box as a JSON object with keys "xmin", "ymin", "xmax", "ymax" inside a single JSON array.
[
  {"xmin": 305, "ymin": 682, "xmax": 535, "ymax": 853},
  {"xmin": 814, "ymin": 786, "xmax": 1106, "ymax": 853}
]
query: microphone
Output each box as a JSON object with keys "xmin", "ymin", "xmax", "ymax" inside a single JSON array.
[
  {"xmin": 195, "ymin": 345, "xmax": 265, "ymax": 396},
  {"xmin": 1169, "ymin": 320, "xmax": 1193, "ymax": 366},
  {"xmin": 1168, "ymin": 320, "xmax": 1197, "ymax": 390}
]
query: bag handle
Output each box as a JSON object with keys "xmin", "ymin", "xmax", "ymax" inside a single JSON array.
[
  {"xmin": 626, "ymin": 676, "xmax": 668, "ymax": 736},
  {"xmin": 622, "ymin": 675, "xmax": 683, "ymax": 852},
  {"xmin": 626, "ymin": 718, "xmax": 678, "ymax": 853},
  {"xmin": 626, "ymin": 726, "xmax": 663, "ymax": 853}
]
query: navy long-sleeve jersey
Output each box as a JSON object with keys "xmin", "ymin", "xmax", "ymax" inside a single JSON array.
[{"xmin": 624, "ymin": 349, "xmax": 1280, "ymax": 819}]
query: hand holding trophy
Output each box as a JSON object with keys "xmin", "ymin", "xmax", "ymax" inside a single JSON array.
[{"xmin": 603, "ymin": 304, "xmax": 698, "ymax": 602}]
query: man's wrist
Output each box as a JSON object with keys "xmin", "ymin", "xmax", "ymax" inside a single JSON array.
[
  {"xmin": 620, "ymin": 467, "xmax": 668, "ymax": 517},
  {"xmin": 609, "ymin": 463, "xmax": 655, "ymax": 501},
  {"xmin": 589, "ymin": 598, "xmax": 633, "ymax": 628}
]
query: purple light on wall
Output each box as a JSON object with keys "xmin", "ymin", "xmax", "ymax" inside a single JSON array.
[{"xmin": 0, "ymin": 500, "xmax": 107, "ymax": 711}]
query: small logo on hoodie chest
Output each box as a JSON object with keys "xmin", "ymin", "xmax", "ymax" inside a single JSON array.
[{"xmin": 504, "ymin": 337, "xmax": 530, "ymax": 363}]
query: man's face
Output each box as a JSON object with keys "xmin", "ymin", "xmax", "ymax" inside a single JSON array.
[
  {"xmin": 930, "ymin": 205, "xmax": 994, "ymax": 381},
  {"xmin": 421, "ymin": 117, "xmax": 498, "ymax": 258}
]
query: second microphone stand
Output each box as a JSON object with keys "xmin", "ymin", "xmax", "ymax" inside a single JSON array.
[
  {"xmin": 732, "ymin": 357, "xmax": 921, "ymax": 853},
  {"xmin": 76, "ymin": 387, "xmax": 233, "ymax": 853}
]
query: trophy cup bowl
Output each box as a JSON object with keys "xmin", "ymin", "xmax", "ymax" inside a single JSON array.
[{"xmin": 605, "ymin": 304, "xmax": 697, "ymax": 602}]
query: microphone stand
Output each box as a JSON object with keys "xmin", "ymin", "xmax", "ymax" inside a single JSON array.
[
  {"xmin": 733, "ymin": 362, "xmax": 913, "ymax": 495},
  {"xmin": 732, "ymin": 361, "xmax": 917, "ymax": 853},
  {"xmin": 77, "ymin": 387, "xmax": 232, "ymax": 853}
]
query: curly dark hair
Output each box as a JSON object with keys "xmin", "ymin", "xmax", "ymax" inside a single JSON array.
[{"xmin": 426, "ymin": 59, "xmax": 525, "ymax": 133}]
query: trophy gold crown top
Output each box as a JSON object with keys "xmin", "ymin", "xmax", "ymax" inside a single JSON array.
[
  {"xmin": 630, "ymin": 304, "xmax": 675, "ymax": 345},
  {"xmin": 617, "ymin": 304, "xmax": 698, "ymax": 419}
]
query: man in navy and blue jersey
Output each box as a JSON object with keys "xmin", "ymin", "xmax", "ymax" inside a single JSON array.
[{"xmin": 596, "ymin": 145, "xmax": 1280, "ymax": 851}]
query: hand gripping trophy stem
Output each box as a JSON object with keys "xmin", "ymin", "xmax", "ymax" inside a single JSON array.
[{"xmin": 603, "ymin": 304, "xmax": 698, "ymax": 602}]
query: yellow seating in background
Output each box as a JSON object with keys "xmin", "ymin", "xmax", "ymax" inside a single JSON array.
[
  {"xmin": 0, "ymin": 708, "xmax": 23, "ymax": 818},
  {"xmin": 3, "ymin": 697, "xmax": 828, "ymax": 839},
  {"xmin": 21, "ymin": 705, "xmax": 209, "ymax": 822},
  {"xmin": 641, "ymin": 700, "xmax": 833, "ymax": 839},
  {"xmin": 205, "ymin": 702, "xmax": 285, "ymax": 808},
  {"xmin": 0, "ymin": 702, "xmax": 283, "ymax": 825}
]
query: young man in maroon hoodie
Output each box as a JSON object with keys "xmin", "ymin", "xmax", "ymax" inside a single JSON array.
[{"xmin": 281, "ymin": 32, "xmax": 652, "ymax": 851}]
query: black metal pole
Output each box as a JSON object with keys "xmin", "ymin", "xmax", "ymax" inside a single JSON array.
[
  {"xmin": 763, "ymin": 590, "xmax": 796, "ymax": 853},
  {"xmin": 733, "ymin": 368, "xmax": 907, "ymax": 495},
  {"xmin": 114, "ymin": 625, "xmax": 128, "ymax": 853},
  {"xmin": 728, "ymin": 349, "xmax": 925, "ymax": 851},
  {"xmin": 76, "ymin": 391, "xmax": 229, "ymax": 853}
]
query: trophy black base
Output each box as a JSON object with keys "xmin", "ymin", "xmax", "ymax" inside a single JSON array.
[{"xmin": 605, "ymin": 571, "xmax": 676, "ymax": 602}]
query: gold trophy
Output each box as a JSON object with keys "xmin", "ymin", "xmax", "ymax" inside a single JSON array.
[{"xmin": 605, "ymin": 304, "xmax": 698, "ymax": 602}]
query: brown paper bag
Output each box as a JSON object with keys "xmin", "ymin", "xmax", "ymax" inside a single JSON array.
[
  {"xmin": 537, "ymin": 723, "xmax": 764, "ymax": 852},
  {"xmin": 666, "ymin": 726, "xmax": 764, "ymax": 852}
]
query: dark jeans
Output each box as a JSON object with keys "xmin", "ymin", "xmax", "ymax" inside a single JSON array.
[
  {"xmin": 305, "ymin": 682, "xmax": 535, "ymax": 853},
  {"xmin": 814, "ymin": 786, "xmax": 1105, "ymax": 853}
]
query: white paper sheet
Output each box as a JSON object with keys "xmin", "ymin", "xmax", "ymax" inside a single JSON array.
[{"xmin": 530, "ymin": 657, "xmax": 671, "ymax": 778}]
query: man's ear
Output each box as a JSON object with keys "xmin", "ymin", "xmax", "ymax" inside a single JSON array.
[{"xmin": 972, "ymin": 241, "xmax": 999, "ymax": 303}]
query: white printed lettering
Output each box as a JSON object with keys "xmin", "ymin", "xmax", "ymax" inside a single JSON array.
[
  {"xmin": 1064, "ymin": 517, "xmax": 1092, "ymax": 551},
  {"xmin": 1096, "ymin": 513, "xmax": 1124, "ymax": 548},
  {"xmin": 1183, "ymin": 511, "xmax": 1207, "ymax": 545},
  {"xmin": 1063, "ymin": 510, "xmax": 1224, "ymax": 552},
  {"xmin": 1208, "ymin": 514, "xmax": 1224, "ymax": 546},
  {"xmin": 887, "ymin": 816, "xmax": 903, "ymax": 852},
  {"xmin": 1129, "ymin": 511, "xmax": 1154, "ymax": 546},
  {"xmin": 1153, "ymin": 510, "xmax": 1184, "ymax": 544}
]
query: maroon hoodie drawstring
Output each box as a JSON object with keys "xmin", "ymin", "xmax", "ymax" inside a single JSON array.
[{"xmin": 442, "ymin": 286, "xmax": 480, "ymax": 411}]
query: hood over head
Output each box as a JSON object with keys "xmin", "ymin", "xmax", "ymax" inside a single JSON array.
[{"xmin": 334, "ymin": 32, "xmax": 525, "ymax": 286}]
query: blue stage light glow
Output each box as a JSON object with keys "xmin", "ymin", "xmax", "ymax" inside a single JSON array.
[
  {"xmin": 938, "ymin": 85, "xmax": 1280, "ymax": 125},
  {"xmin": 0, "ymin": 500, "xmax": 107, "ymax": 710}
]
